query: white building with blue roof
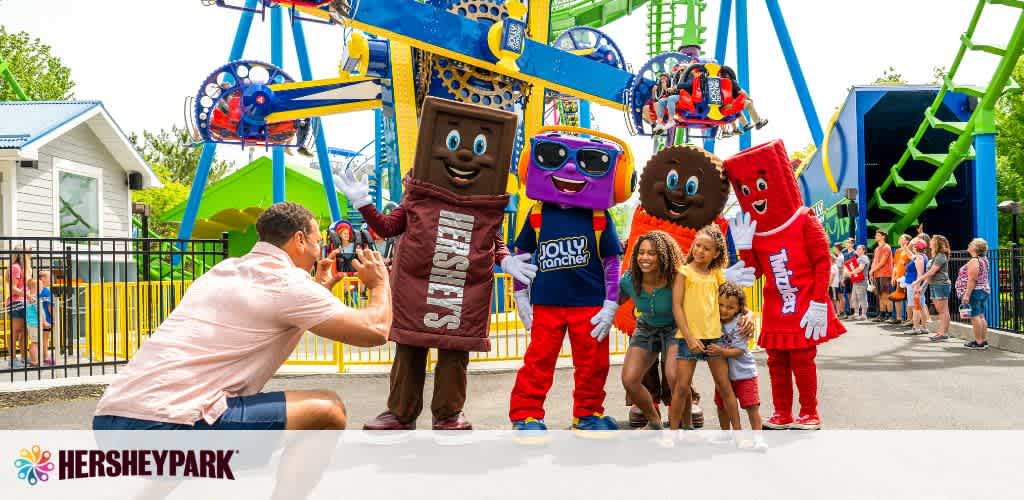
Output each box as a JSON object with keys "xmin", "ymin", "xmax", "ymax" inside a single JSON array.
[{"xmin": 0, "ymin": 101, "xmax": 161, "ymax": 237}]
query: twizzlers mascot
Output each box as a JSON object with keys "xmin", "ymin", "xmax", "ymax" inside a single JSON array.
[
  {"xmin": 334, "ymin": 97, "xmax": 537, "ymax": 431},
  {"xmin": 722, "ymin": 140, "xmax": 845, "ymax": 430},
  {"xmin": 614, "ymin": 145, "xmax": 754, "ymax": 428},
  {"xmin": 509, "ymin": 125, "xmax": 634, "ymax": 432}
]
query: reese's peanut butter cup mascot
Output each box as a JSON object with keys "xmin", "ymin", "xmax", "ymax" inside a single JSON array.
[
  {"xmin": 334, "ymin": 97, "xmax": 536, "ymax": 431},
  {"xmin": 615, "ymin": 145, "xmax": 754, "ymax": 428},
  {"xmin": 723, "ymin": 139, "xmax": 845, "ymax": 430},
  {"xmin": 508, "ymin": 126, "xmax": 633, "ymax": 432}
]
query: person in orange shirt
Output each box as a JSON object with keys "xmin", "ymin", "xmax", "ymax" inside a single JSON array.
[
  {"xmin": 870, "ymin": 230, "xmax": 894, "ymax": 322},
  {"xmin": 889, "ymin": 234, "xmax": 912, "ymax": 324}
]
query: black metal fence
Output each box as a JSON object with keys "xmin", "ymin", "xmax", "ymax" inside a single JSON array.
[
  {"xmin": 947, "ymin": 247, "xmax": 1024, "ymax": 334},
  {"xmin": 837, "ymin": 247, "xmax": 1024, "ymax": 335},
  {"xmin": 1, "ymin": 235, "xmax": 229, "ymax": 381}
]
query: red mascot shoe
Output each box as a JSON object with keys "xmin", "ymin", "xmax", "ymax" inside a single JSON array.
[
  {"xmin": 763, "ymin": 413, "xmax": 794, "ymax": 430},
  {"xmin": 789, "ymin": 413, "xmax": 822, "ymax": 430}
]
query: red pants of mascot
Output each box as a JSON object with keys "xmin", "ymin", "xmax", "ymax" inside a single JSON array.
[
  {"xmin": 765, "ymin": 345, "xmax": 818, "ymax": 420},
  {"xmin": 509, "ymin": 305, "xmax": 608, "ymax": 421}
]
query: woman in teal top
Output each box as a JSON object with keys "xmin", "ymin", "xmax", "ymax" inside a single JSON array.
[{"xmin": 618, "ymin": 231, "xmax": 684, "ymax": 429}]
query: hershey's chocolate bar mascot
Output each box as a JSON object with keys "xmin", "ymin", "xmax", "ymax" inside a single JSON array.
[{"xmin": 334, "ymin": 97, "xmax": 534, "ymax": 430}]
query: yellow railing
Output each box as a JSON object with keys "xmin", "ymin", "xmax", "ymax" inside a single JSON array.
[
  {"xmin": 286, "ymin": 274, "xmax": 634, "ymax": 370},
  {"xmin": 287, "ymin": 274, "xmax": 763, "ymax": 371},
  {"xmin": 86, "ymin": 281, "xmax": 195, "ymax": 361},
  {"xmin": 2, "ymin": 273, "xmax": 765, "ymax": 371}
]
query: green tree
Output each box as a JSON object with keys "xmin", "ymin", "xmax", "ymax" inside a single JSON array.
[
  {"xmin": 873, "ymin": 66, "xmax": 907, "ymax": 85},
  {"xmin": 996, "ymin": 57, "xmax": 1024, "ymax": 246},
  {"xmin": 131, "ymin": 164, "xmax": 191, "ymax": 237},
  {"xmin": 129, "ymin": 126, "xmax": 233, "ymax": 237},
  {"xmin": 0, "ymin": 25, "xmax": 75, "ymax": 100},
  {"xmin": 129, "ymin": 125, "xmax": 232, "ymax": 185}
]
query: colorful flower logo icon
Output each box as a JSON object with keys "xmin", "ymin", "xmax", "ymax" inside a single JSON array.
[{"xmin": 14, "ymin": 445, "xmax": 54, "ymax": 486}]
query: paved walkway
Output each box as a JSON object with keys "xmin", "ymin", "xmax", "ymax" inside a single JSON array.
[{"xmin": 2, "ymin": 321, "xmax": 1024, "ymax": 430}]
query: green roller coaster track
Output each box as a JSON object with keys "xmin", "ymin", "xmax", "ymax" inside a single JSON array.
[
  {"xmin": 550, "ymin": 0, "xmax": 706, "ymax": 57},
  {"xmin": 549, "ymin": 0, "xmax": 650, "ymax": 40},
  {"xmin": 868, "ymin": 0, "xmax": 1024, "ymax": 239}
]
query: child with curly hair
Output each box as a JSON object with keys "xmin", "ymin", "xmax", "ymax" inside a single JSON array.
[
  {"xmin": 706, "ymin": 282, "xmax": 766, "ymax": 449},
  {"xmin": 669, "ymin": 225, "xmax": 741, "ymax": 431}
]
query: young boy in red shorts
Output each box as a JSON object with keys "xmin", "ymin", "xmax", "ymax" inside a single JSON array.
[{"xmin": 706, "ymin": 282, "xmax": 766, "ymax": 449}]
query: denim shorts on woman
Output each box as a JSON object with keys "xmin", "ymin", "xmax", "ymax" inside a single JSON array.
[
  {"xmin": 929, "ymin": 283, "xmax": 951, "ymax": 301},
  {"xmin": 6, "ymin": 301, "xmax": 25, "ymax": 319},
  {"xmin": 676, "ymin": 336, "xmax": 726, "ymax": 362},
  {"xmin": 969, "ymin": 289, "xmax": 989, "ymax": 318},
  {"xmin": 629, "ymin": 322, "xmax": 676, "ymax": 353},
  {"xmin": 92, "ymin": 391, "xmax": 287, "ymax": 430}
]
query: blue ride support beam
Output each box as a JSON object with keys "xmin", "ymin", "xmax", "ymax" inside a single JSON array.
[
  {"xmin": 271, "ymin": 6, "xmax": 287, "ymax": 203},
  {"xmin": 736, "ymin": 0, "xmax": 751, "ymax": 151},
  {"xmin": 373, "ymin": 109, "xmax": 385, "ymax": 210},
  {"xmin": 973, "ymin": 128, "xmax": 1000, "ymax": 327},
  {"xmin": 291, "ymin": 14, "xmax": 343, "ymax": 221},
  {"xmin": 177, "ymin": 0, "xmax": 258, "ymax": 242},
  {"xmin": 345, "ymin": 0, "xmax": 631, "ymax": 110},
  {"xmin": 706, "ymin": 0, "xmax": 732, "ymax": 152},
  {"xmin": 765, "ymin": 0, "xmax": 824, "ymax": 146}
]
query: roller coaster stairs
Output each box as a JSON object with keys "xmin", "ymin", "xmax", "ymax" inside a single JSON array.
[
  {"xmin": 647, "ymin": 0, "xmax": 706, "ymax": 57},
  {"xmin": 868, "ymin": 0, "xmax": 1024, "ymax": 239}
]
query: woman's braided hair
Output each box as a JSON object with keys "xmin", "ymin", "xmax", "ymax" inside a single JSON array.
[
  {"xmin": 685, "ymin": 224, "xmax": 729, "ymax": 271},
  {"xmin": 630, "ymin": 230, "xmax": 685, "ymax": 294}
]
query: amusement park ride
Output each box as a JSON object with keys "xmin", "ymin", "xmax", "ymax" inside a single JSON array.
[
  {"xmin": 178, "ymin": 0, "xmax": 823, "ymax": 243},
  {"xmin": 178, "ymin": 0, "xmax": 1024, "ymax": 252}
]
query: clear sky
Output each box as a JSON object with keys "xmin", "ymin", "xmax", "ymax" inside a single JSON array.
[{"xmin": 0, "ymin": 0, "xmax": 1017, "ymax": 169}]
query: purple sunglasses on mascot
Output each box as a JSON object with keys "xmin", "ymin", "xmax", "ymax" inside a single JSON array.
[{"xmin": 524, "ymin": 132, "xmax": 624, "ymax": 211}]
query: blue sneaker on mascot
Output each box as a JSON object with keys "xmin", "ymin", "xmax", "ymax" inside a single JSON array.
[
  {"xmin": 512, "ymin": 417, "xmax": 548, "ymax": 431},
  {"xmin": 572, "ymin": 413, "xmax": 620, "ymax": 431}
]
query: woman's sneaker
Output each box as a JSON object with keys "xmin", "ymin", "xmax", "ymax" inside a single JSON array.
[{"xmin": 964, "ymin": 340, "xmax": 989, "ymax": 350}]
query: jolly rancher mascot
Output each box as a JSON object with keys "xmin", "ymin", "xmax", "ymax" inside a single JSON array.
[
  {"xmin": 722, "ymin": 139, "xmax": 845, "ymax": 430},
  {"xmin": 334, "ymin": 97, "xmax": 536, "ymax": 430},
  {"xmin": 509, "ymin": 126, "xmax": 633, "ymax": 432}
]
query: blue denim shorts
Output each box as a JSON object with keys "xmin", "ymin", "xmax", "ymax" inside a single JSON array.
[
  {"xmin": 929, "ymin": 283, "xmax": 951, "ymax": 300},
  {"xmin": 93, "ymin": 391, "xmax": 287, "ymax": 430},
  {"xmin": 6, "ymin": 301, "xmax": 25, "ymax": 319},
  {"xmin": 676, "ymin": 337, "xmax": 726, "ymax": 362},
  {"xmin": 969, "ymin": 289, "xmax": 989, "ymax": 318}
]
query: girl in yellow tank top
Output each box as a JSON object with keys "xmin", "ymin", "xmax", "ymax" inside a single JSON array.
[{"xmin": 669, "ymin": 225, "xmax": 741, "ymax": 431}]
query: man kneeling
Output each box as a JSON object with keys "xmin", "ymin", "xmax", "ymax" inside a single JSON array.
[{"xmin": 93, "ymin": 202, "xmax": 392, "ymax": 430}]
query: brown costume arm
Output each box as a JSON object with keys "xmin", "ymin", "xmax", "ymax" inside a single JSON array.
[
  {"xmin": 493, "ymin": 230, "xmax": 511, "ymax": 266},
  {"xmin": 358, "ymin": 204, "xmax": 408, "ymax": 238}
]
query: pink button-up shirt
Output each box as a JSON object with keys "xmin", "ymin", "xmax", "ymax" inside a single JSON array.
[{"xmin": 94, "ymin": 242, "xmax": 346, "ymax": 425}]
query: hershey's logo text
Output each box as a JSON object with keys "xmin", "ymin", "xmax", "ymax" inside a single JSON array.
[{"xmin": 423, "ymin": 210, "xmax": 474, "ymax": 330}]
